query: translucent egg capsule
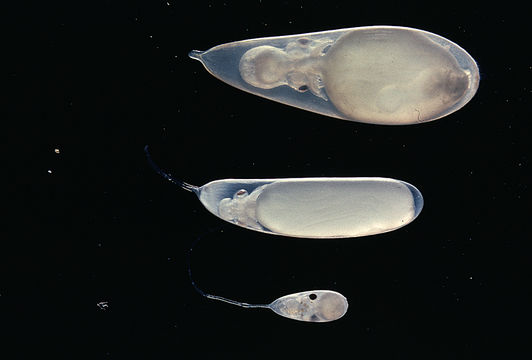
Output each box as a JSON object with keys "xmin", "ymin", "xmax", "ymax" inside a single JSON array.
[
  {"xmin": 191, "ymin": 177, "xmax": 423, "ymax": 238},
  {"xmin": 200, "ymin": 289, "xmax": 348, "ymax": 323},
  {"xmin": 186, "ymin": 229, "xmax": 348, "ymax": 323},
  {"xmin": 268, "ymin": 290, "xmax": 348, "ymax": 322},
  {"xmin": 145, "ymin": 148, "xmax": 423, "ymax": 238},
  {"xmin": 190, "ymin": 26, "xmax": 479, "ymax": 125}
]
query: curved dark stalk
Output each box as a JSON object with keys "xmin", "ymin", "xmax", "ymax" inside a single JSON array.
[{"xmin": 144, "ymin": 145, "xmax": 199, "ymax": 193}]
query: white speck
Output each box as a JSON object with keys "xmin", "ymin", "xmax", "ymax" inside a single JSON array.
[
  {"xmin": 469, "ymin": 276, "xmax": 473, "ymax": 280},
  {"xmin": 97, "ymin": 301, "xmax": 109, "ymax": 310},
  {"xmin": 54, "ymin": 148, "xmax": 60, "ymax": 154},
  {"xmin": 166, "ymin": 1, "xmax": 170, "ymax": 5},
  {"xmin": 47, "ymin": 169, "xmax": 52, "ymax": 174}
]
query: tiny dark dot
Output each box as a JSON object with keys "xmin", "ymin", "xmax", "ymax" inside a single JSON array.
[
  {"xmin": 298, "ymin": 85, "xmax": 308, "ymax": 92},
  {"xmin": 309, "ymin": 293, "xmax": 317, "ymax": 300}
]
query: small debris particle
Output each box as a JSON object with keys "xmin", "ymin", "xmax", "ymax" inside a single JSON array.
[{"xmin": 97, "ymin": 301, "xmax": 109, "ymax": 310}]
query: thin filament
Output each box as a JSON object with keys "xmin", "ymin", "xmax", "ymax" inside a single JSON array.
[
  {"xmin": 187, "ymin": 232, "xmax": 269, "ymax": 309},
  {"xmin": 144, "ymin": 145, "xmax": 198, "ymax": 193}
]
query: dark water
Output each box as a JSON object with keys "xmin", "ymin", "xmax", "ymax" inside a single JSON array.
[{"xmin": 3, "ymin": 1, "xmax": 530, "ymax": 358}]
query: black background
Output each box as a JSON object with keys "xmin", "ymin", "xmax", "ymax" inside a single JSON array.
[{"xmin": 3, "ymin": 1, "xmax": 530, "ymax": 358}]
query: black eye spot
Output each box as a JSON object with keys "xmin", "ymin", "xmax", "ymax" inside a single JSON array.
[
  {"xmin": 298, "ymin": 85, "xmax": 308, "ymax": 92},
  {"xmin": 298, "ymin": 38, "xmax": 310, "ymax": 45},
  {"xmin": 309, "ymin": 293, "xmax": 317, "ymax": 300}
]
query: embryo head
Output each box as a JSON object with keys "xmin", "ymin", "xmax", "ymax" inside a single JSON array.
[
  {"xmin": 239, "ymin": 39, "xmax": 330, "ymax": 100},
  {"xmin": 239, "ymin": 46, "xmax": 289, "ymax": 89}
]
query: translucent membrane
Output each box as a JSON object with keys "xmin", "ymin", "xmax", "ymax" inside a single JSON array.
[
  {"xmin": 192, "ymin": 177, "xmax": 422, "ymax": 239},
  {"xmin": 194, "ymin": 287, "xmax": 348, "ymax": 322},
  {"xmin": 268, "ymin": 290, "xmax": 348, "ymax": 322},
  {"xmin": 187, "ymin": 232, "xmax": 348, "ymax": 322},
  {"xmin": 190, "ymin": 26, "xmax": 479, "ymax": 125},
  {"xmin": 144, "ymin": 148, "xmax": 423, "ymax": 238}
]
